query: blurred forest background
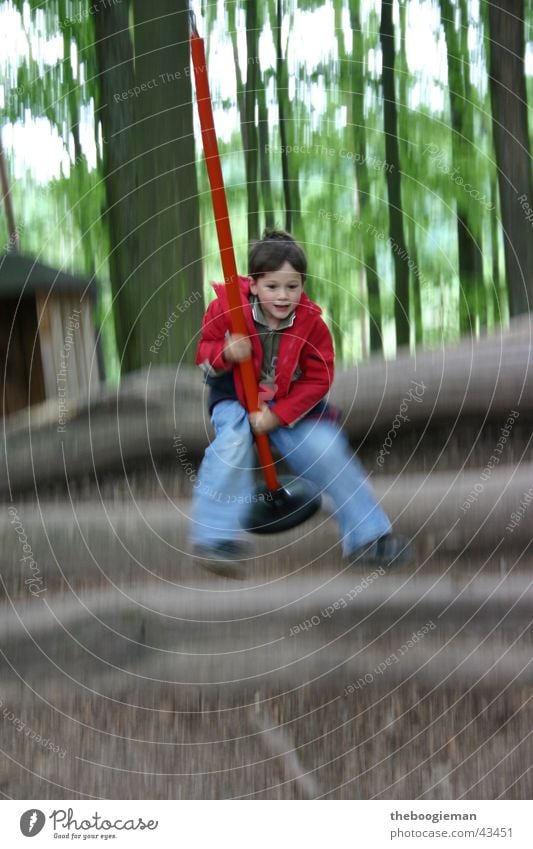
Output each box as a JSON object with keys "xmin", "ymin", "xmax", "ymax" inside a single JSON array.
[{"xmin": 0, "ymin": 0, "xmax": 532, "ymax": 381}]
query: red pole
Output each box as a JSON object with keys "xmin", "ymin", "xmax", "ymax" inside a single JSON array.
[{"xmin": 190, "ymin": 23, "xmax": 279, "ymax": 492}]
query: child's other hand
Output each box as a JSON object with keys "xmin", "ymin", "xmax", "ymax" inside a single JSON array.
[
  {"xmin": 249, "ymin": 405, "xmax": 280, "ymax": 435},
  {"xmin": 223, "ymin": 334, "xmax": 252, "ymax": 363}
]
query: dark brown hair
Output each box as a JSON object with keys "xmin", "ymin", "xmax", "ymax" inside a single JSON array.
[{"xmin": 248, "ymin": 229, "xmax": 307, "ymax": 283}]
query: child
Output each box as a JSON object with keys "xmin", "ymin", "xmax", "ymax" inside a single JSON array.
[{"xmin": 190, "ymin": 229, "xmax": 410, "ymax": 568}]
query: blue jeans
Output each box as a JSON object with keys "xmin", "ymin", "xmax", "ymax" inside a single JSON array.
[{"xmin": 189, "ymin": 400, "xmax": 391, "ymax": 556}]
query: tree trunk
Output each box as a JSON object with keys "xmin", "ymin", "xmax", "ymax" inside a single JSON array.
[
  {"xmin": 489, "ymin": 176, "xmax": 503, "ymax": 324},
  {"xmin": 229, "ymin": 1, "xmax": 260, "ymax": 242},
  {"xmin": 398, "ymin": 0, "xmax": 424, "ymax": 345},
  {"xmin": 257, "ymin": 77, "xmax": 275, "ymax": 230},
  {"xmin": 95, "ymin": 0, "xmax": 203, "ymax": 372},
  {"xmin": 398, "ymin": 0, "xmax": 423, "ymax": 345},
  {"xmin": 380, "ymin": 0, "xmax": 410, "ymax": 348},
  {"xmin": 93, "ymin": 0, "xmax": 140, "ymax": 370},
  {"xmin": 256, "ymin": 0, "xmax": 275, "ymax": 232},
  {"xmin": 275, "ymin": 0, "xmax": 303, "ymax": 241},
  {"xmin": 487, "ymin": 0, "xmax": 533, "ymax": 315},
  {"xmin": 440, "ymin": 0, "xmax": 485, "ymax": 335},
  {"xmin": 60, "ymin": 1, "xmax": 97, "ymax": 278},
  {"xmin": 349, "ymin": 0, "xmax": 383, "ymax": 354},
  {"xmin": 407, "ymin": 216, "xmax": 423, "ymax": 344},
  {"xmin": 244, "ymin": 0, "xmax": 260, "ymax": 241},
  {"xmin": 276, "ymin": 0, "xmax": 292, "ymax": 233},
  {"xmin": 131, "ymin": 0, "xmax": 204, "ymax": 369}
]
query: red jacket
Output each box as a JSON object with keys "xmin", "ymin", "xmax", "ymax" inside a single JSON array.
[{"xmin": 196, "ymin": 276, "xmax": 335, "ymax": 426}]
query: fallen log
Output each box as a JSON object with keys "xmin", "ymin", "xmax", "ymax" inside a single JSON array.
[
  {"xmin": 1, "ymin": 462, "xmax": 531, "ymax": 599},
  {"xmin": 2, "ymin": 572, "xmax": 532, "ymax": 701},
  {"xmin": 1, "ymin": 319, "xmax": 531, "ymax": 495},
  {"xmin": 332, "ymin": 339, "xmax": 532, "ymax": 439}
]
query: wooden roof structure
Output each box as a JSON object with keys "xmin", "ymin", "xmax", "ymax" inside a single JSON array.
[
  {"xmin": 0, "ymin": 252, "xmax": 96, "ymax": 298},
  {"xmin": 0, "ymin": 252, "xmax": 101, "ymax": 419}
]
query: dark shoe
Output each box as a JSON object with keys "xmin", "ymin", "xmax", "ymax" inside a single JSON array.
[
  {"xmin": 348, "ymin": 534, "xmax": 412, "ymax": 571},
  {"xmin": 193, "ymin": 541, "xmax": 251, "ymax": 579}
]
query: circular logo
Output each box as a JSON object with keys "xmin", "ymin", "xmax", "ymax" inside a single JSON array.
[{"xmin": 20, "ymin": 810, "xmax": 46, "ymax": 837}]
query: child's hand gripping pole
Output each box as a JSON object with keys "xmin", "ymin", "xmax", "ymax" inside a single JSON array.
[{"xmin": 189, "ymin": 15, "xmax": 279, "ymax": 492}]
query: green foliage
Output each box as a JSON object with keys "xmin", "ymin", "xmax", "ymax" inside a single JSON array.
[{"xmin": 1, "ymin": 0, "xmax": 521, "ymax": 374}]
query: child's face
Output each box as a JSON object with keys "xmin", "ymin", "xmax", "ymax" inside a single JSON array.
[{"xmin": 250, "ymin": 261, "xmax": 303, "ymax": 328}]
